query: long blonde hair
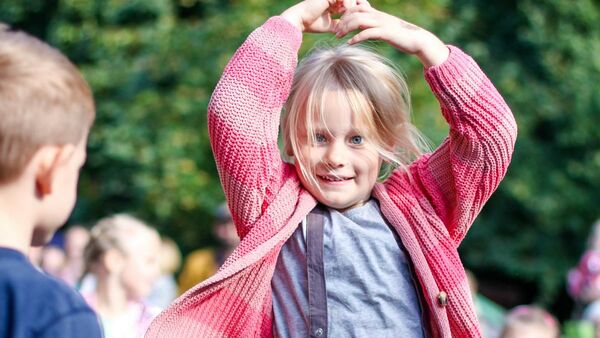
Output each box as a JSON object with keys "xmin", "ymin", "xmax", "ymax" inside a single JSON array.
[{"xmin": 282, "ymin": 44, "xmax": 428, "ymax": 190}]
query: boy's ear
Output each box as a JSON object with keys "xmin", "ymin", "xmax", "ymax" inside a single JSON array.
[{"xmin": 33, "ymin": 144, "xmax": 75, "ymax": 198}]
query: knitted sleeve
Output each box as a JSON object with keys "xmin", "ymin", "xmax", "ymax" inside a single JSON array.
[
  {"xmin": 208, "ymin": 17, "xmax": 302, "ymax": 239},
  {"xmin": 389, "ymin": 46, "xmax": 517, "ymax": 245}
]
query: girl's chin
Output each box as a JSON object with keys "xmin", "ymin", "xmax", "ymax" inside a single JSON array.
[{"xmin": 316, "ymin": 196, "xmax": 367, "ymax": 212}]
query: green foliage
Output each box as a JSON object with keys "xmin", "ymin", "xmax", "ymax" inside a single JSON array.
[
  {"xmin": 1, "ymin": 0, "xmax": 599, "ymax": 306},
  {"xmin": 450, "ymin": 0, "xmax": 600, "ymax": 304}
]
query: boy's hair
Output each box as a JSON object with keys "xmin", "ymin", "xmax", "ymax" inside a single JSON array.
[
  {"xmin": 282, "ymin": 44, "xmax": 428, "ymax": 190},
  {"xmin": 83, "ymin": 214, "xmax": 158, "ymax": 275},
  {"xmin": 0, "ymin": 24, "xmax": 95, "ymax": 183}
]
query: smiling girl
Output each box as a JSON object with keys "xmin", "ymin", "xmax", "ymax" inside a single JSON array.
[{"xmin": 147, "ymin": 0, "xmax": 517, "ymax": 337}]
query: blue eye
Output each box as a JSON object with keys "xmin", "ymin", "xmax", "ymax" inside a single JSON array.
[
  {"xmin": 315, "ymin": 134, "xmax": 326, "ymax": 144},
  {"xmin": 350, "ymin": 135, "xmax": 363, "ymax": 145}
]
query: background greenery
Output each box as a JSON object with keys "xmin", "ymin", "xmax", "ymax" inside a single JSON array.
[{"xmin": 2, "ymin": 0, "xmax": 599, "ymax": 319}]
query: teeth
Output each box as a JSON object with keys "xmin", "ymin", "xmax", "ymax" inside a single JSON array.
[{"xmin": 321, "ymin": 175, "xmax": 346, "ymax": 181}]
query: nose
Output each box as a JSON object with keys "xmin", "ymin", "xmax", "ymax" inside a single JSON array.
[{"xmin": 323, "ymin": 140, "xmax": 348, "ymax": 168}]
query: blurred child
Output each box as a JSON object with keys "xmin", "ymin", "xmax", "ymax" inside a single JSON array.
[
  {"xmin": 568, "ymin": 249, "xmax": 600, "ymax": 337},
  {"xmin": 467, "ymin": 270, "xmax": 506, "ymax": 338},
  {"xmin": 146, "ymin": 0, "xmax": 517, "ymax": 336},
  {"xmin": 177, "ymin": 203, "xmax": 239, "ymax": 294},
  {"xmin": 82, "ymin": 214, "xmax": 161, "ymax": 338},
  {"xmin": 60, "ymin": 225, "xmax": 91, "ymax": 286},
  {"xmin": 0, "ymin": 23, "xmax": 102, "ymax": 338},
  {"xmin": 499, "ymin": 305, "xmax": 559, "ymax": 338},
  {"xmin": 39, "ymin": 245, "xmax": 67, "ymax": 278},
  {"xmin": 567, "ymin": 219, "xmax": 600, "ymax": 329},
  {"xmin": 568, "ymin": 250, "xmax": 600, "ymax": 308},
  {"xmin": 146, "ymin": 236, "xmax": 181, "ymax": 309}
]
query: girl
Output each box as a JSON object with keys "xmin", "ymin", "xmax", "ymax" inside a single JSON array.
[
  {"xmin": 83, "ymin": 214, "xmax": 162, "ymax": 338},
  {"xmin": 146, "ymin": 0, "xmax": 517, "ymax": 337}
]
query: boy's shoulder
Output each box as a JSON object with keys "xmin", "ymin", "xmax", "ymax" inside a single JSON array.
[
  {"xmin": 0, "ymin": 247, "xmax": 69, "ymax": 296},
  {"xmin": 0, "ymin": 247, "xmax": 102, "ymax": 338}
]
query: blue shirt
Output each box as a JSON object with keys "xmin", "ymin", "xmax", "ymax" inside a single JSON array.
[
  {"xmin": 272, "ymin": 200, "xmax": 427, "ymax": 337},
  {"xmin": 0, "ymin": 247, "xmax": 102, "ymax": 338}
]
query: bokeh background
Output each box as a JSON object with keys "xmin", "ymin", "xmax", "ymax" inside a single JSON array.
[{"xmin": 2, "ymin": 0, "xmax": 599, "ymax": 321}]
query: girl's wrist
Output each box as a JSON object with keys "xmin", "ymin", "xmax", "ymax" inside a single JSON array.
[
  {"xmin": 414, "ymin": 32, "xmax": 449, "ymax": 68},
  {"xmin": 281, "ymin": 5, "xmax": 305, "ymax": 32}
]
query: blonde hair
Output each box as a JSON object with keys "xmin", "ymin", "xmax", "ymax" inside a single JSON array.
[
  {"xmin": 0, "ymin": 24, "xmax": 95, "ymax": 183},
  {"xmin": 500, "ymin": 305, "xmax": 559, "ymax": 338},
  {"xmin": 83, "ymin": 214, "xmax": 159, "ymax": 275},
  {"xmin": 282, "ymin": 44, "xmax": 428, "ymax": 190}
]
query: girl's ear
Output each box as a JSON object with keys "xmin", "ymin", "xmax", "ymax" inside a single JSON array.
[
  {"xmin": 102, "ymin": 249, "xmax": 125, "ymax": 274},
  {"xmin": 32, "ymin": 144, "xmax": 75, "ymax": 198}
]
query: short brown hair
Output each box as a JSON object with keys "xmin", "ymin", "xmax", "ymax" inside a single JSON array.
[{"xmin": 0, "ymin": 24, "xmax": 94, "ymax": 183}]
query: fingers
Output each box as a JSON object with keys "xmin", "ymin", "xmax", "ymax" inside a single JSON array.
[
  {"xmin": 342, "ymin": 0, "xmax": 358, "ymax": 10},
  {"xmin": 334, "ymin": 11, "xmax": 377, "ymax": 38},
  {"xmin": 330, "ymin": 18, "xmax": 341, "ymax": 33},
  {"xmin": 341, "ymin": 1, "xmax": 371, "ymax": 15},
  {"xmin": 328, "ymin": 0, "xmax": 358, "ymax": 15},
  {"xmin": 347, "ymin": 27, "xmax": 384, "ymax": 44}
]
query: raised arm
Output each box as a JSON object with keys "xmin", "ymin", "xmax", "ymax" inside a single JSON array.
[
  {"xmin": 335, "ymin": 1, "xmax": 517, "ymax": 244},
  {"xmin": 410, "ymin": 46, "xmax": 517, "ymax": 245},
  {"xmin": 207, "ymin": 18, "xmax": 301, "ymax": 239},
  {"xmin": 209, "ymin": 0, "xmax": 349, "ymax": 239}
]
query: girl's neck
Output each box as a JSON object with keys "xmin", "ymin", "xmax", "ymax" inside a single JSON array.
[{"xmin": 94, "ymin": 276, "xmax": 129, "ymax": 318}]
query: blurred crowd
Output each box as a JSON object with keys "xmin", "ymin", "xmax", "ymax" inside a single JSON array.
[
  {"xmin": 464, "ymin": 219, "xmax": 600, "ymax": 338},
  {"xmin": 29, "ymin": 204, "xmax": 239, "ymax": 338},
  {"xmin": 29, "ymin": 211, "xmax": 600, "ymax": 338}
]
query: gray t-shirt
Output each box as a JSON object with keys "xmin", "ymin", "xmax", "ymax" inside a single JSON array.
[{"xmin": 272, "ymin": 200, "xmax": 426, "ymax": 337}]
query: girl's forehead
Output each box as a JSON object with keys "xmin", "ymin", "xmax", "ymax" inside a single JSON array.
[
  {"xmin": 121, "ymin": 230, "xmax": 160, "ymax": 253},
  {"xmin": 307, "ymin": 89, "xmax": 372, "ymax": 131}
]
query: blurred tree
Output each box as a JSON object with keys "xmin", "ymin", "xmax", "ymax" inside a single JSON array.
[{"xmin": 448, "ymin": 0, "xmax": 600, "ymax": 307}]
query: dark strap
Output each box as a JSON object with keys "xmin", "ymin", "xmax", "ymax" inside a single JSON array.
[{"xmin": 307, "ymin": 209, "xmax": 328, "ymax": 338}]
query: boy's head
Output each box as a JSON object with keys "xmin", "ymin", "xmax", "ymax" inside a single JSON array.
[
  {"xmin": 0, "ymin": 24, "xmax": 94, "ymax": 245},
  {"xmin": 282, "ymin": 44, "xmax": 426, "ymax": 210}
]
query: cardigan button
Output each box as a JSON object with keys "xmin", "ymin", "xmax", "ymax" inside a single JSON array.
[{"xmin": 437, "ymin": 291, "xmax": 448, "ymax": 307}]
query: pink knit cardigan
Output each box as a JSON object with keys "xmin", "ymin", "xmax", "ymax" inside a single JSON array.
[{"xmin": 146, "ymin": 17, "xmax": 517, "ymax": 338}]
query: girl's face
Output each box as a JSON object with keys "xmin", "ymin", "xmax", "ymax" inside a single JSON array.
[
  {"xmin": 295, "ymin": 89, "xmax": 381, "ymax": 211},
  {"xmin": 119, "ymin": 231, "xmax": 161, "ymax": 301}
]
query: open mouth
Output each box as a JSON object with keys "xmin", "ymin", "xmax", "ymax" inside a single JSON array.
[{"xmin": 317, "ymin": 174, "xmax": 353, "ymax": 184}]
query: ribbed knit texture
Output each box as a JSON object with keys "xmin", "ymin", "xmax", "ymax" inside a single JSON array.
[{"xmin": 146, "ymin": 16, "xmax": 517, "ymax": 338}]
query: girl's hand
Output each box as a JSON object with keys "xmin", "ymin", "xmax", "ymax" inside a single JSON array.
[
  {"xmin": 334, "ymin": 0, "xmax": 449, "ymax": 67},
  {"xmin": 282, "ymin": 0, "xmax": 356, "ymax": 33}
]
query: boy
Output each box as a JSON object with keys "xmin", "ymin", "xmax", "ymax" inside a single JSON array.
[{"xmin": 0, "ymin": 24, "xmax": 102, "ymax": 338}]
